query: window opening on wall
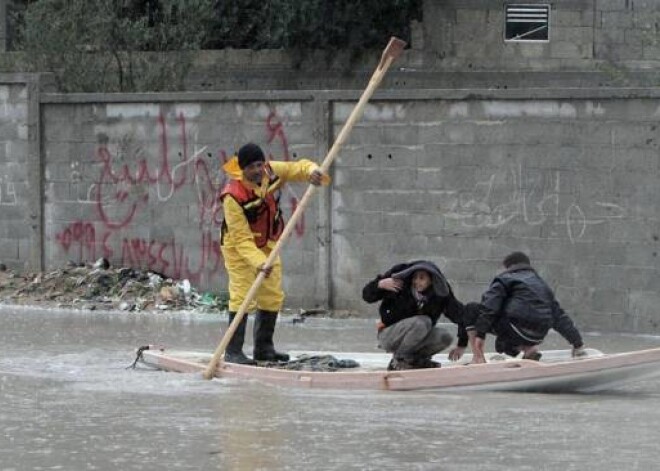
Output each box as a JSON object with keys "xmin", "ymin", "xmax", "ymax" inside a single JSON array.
[{"xmin": 505, "ymin": 4, "xmax": 550, "ymax": 41}]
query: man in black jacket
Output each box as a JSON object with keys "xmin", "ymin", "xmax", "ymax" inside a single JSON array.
[
  {"xmin": 470, "ymin": 252, "xmax": 586, "ymax": 363},
  {"xmin": 362, "ymin": 260, "xmax": 469, "ymax": 371}
]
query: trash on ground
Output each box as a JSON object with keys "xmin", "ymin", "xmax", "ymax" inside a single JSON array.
[{"xmin": 0, "ymin": 260, "xmax": 230, "ymax": 313}]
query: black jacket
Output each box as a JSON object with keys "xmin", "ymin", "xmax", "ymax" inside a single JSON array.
[
  {"xmin": 474, "ymin": 264, "xmax": 583, "ymax": 348},
  {"xmin": 362, "ymin": 261, "xmax": 469, "ymax": 347}
]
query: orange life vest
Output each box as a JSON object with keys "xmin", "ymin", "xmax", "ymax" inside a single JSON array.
[{"xmin": 220, "ymin": 169, "xmax": 283, "ymax": 248}]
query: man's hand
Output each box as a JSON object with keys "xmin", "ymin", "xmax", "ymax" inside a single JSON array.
[
  {"xmin": 377, "ymin": 277, "xmax": 403, "ymax": 292},
  {"xmin": 448, "ymin": 346, "xmax": 465, "ymax": 361},
  {"xmin": 309, "ymin": 169, "xmax": 324, "ymax": 186},
  {"xmin": 258, "ymin": 263, "xmax": 273, "ymax": 278},
  {"xmin": 470, "ymin": 337, "xmax": 487, "ymax": 364}
]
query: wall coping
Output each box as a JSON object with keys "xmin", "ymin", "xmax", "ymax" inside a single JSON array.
[{"xmin": 39, "ymin": 87, "xmax": 660, "ymax": 104}]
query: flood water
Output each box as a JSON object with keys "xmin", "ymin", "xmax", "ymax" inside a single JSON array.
[{"xmin": 2, "ymin": 306, "xmax": 660, "ymax": 471}]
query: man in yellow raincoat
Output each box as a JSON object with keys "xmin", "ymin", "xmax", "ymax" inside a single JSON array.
[{"xmin": 220, "ymin": 143, "xmax": 327, "ymax": 364}]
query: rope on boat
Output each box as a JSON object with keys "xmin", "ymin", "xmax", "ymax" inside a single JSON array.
[
  {"xmin": 259, "ymin": 354, "xmax": 360, "ymax": 372},
  {"xmin": 127, "ymin": 345, "xmax": 159, "ymax": 369}
]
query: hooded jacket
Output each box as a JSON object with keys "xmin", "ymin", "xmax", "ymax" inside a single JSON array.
[
  {"xmin": 362, "ymin": 260, "xmax": 469, "ymax": 347},
  {"xmin": 474, "ymin": 263, "xmax": 583, "ymax": 347}
]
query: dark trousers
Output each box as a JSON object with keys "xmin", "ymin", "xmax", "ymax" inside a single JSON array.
[
  {"xmin": 377, "ymin": 315, "xmax": 453, "ymax": 361},
  {"xmin": 492, "ymin": 317, "xmax": 544, "ymax": 357}
]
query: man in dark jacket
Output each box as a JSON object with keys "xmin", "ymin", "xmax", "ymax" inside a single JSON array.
[
  {"xmin": 470, "ymin": 252, "xmax": 586, "ymax": 363},
  {"xmin": 362, "ymin": 260, "xmax": 468, "ymax": 371}
]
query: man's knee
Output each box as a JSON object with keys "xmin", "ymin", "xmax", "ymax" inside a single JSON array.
[
  {"xmin": 428, "ymin": 327, "xmax": 453, "ymax": 351},
  {"xmin": 411, "ymin": 315, "xmax": 432, "ymax": 331}
]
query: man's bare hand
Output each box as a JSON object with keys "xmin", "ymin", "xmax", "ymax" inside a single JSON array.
[
  {"xmin": 377, "ymin": 277, "xmax": 403, "ymax": 292},
  {"xmin": 471, "ymin": 354, "xmax": 487, "ymax": 364},
  {"xmin": 448, "ymin": 346, "xmax": 465, "ymax": 361},
  {"xmin": 470, "ymin": 337, "xmax": 487, "ymax": 364},
  {"xmin": 258, "ymin": 264, "xmax": 273, "ymax": 278},
  {"xmin": 309, "ymin": 169, "xmax": 324, "ymax": 186}
]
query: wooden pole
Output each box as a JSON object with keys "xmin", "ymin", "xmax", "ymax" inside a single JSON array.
[{"xmin": 203, "ymin": 37, "xmax": 407, "ymax": 380}]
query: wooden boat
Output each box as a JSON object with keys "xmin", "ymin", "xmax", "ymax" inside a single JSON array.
[{"xmin": 138, "ymin": 346, "xmax": 660, "ymax": 393}]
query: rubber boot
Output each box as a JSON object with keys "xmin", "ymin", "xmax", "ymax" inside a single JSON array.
[
  {"xmin": 224, "ymin": 312, "xmax": 256, "ymax": 365},
  {"xmin": 253, "ymin": 310, "xmax": 290, "ymax": 362}
]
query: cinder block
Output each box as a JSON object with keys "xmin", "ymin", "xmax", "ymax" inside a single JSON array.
[
  {"xmin": 554, "ymin": 10, "xmax": 586, "ymax": 27},
  {"xmin": 390, "ymin": 233, "xmax": 429, "ymax": 256},
  {"xmin": 552, "ymin": 41, "xmax": 589, "ymax": 59},
  {"xmin": 361, "ymin": 190, "xmax": 398, "ymax": 213},
  {"xmin": 333, "ymin": 209, "xmax": 366, "ymax": 233},
  {"xmin": 394, "ymin": 190, "xmax": 431, "ymax": 212},
  {"xmin": 642, "ymin": 45, "xmax": 660, "ymax": 59},
  {"xmin": 334, "ymin": 188, "xmax": 364, "ymax": 210},
  {"xmin": 18, "ymin": 238, "xmax": 33, "ymax": 260},
  {"xmin": 598, "ymin": 0, "xmax": 628, "ymax": 11},
  {"xmin": 348, "ymin": 167, "xmax": 387, "ymax": 191},
  {"xmin": 5, "ymin": 140, "xmax": 27, "ymax": 160},
  {"xmin": 0, "ymin": 238, "xmax": 18, "ymax": 258},
  {"xmin": 591, "ymin": 288, "xmax": 627, "ymax": 312},
  {"xmin": 610, "ymin": 218, "xmax": 655, "ymax": 242},
  {"xmin": 45, "ymin": 182, "xmax": 72, "ymax": 202},
  {"xmin": 456, "ymin": 9, "xmax": 488, "ymax": 25},
  {"xmin": 595, "ymin": 27, "xmax": 626, "ymax": 45},
  {"xmin": 380, "ymin": 212, "xmax": 412, "ymax": 234},
  {"xmin": 442, "ymin": 258, "xmax": 476, "ymax": 282},
  {"xmin": 360, "ymin": 211, "xmax": 384, "ymax": 234}
]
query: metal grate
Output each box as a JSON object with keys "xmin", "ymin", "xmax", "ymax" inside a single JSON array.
[{"xmin": 505, "ymin": 4, "xmax": 550, "ymax": 41}]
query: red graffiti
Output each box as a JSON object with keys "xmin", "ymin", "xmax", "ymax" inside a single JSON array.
[
  {"xmin": 55, "ymin": 109, "xmax": 306, "ymax": 284},
  {"xmin": 96, "ymin": 112, "xmax": 223, "ymax": 230},
  {"xmin": 290, "ymin": 197, "xmax": 305, "ymax": 237},
  {"xmin": 55, "ymin": 221, "xmax": 96, "ymax": 261},
  {"xmin": 266, "ymin": 112, "xmax": 290, "ymax": 161},
  {"xmin": 266, "ymin": 111, "xmax": 305, "ymax": 236},
  {"xmin": 119, "ymin": 231, "xmax": 221, "ymax": 284}
]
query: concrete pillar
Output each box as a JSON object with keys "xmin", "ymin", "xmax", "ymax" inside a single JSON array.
[
  {"xmin": 313, "ymin": 97, "xmax": 332, "ymax": 309},
  {"xmin": 26, "ymin": 75, "xmax": 43, "ymax": 271},
  {"xmin": 0, "ymin": 0, "xmax": 8, "ymax": 52}
]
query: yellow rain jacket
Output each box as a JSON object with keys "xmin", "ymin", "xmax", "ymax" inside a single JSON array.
[{"xmin": 220, "ymin": 157, "xmax": 329, "ymax": 312}]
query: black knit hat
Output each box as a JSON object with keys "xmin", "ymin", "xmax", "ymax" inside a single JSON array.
[{"xmin": 237, "ymin": 143, "xmax": 266, "ymax": 169}]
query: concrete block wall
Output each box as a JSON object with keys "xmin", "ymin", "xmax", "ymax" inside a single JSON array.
[
  {"xmin": 424, "ymin": 0, "xmax": 596, "ymax": 71},
  {"xmin": 421, "ymin": 0, "xmax": 660, "ymax": 77},
  {"xmin": 0, "ymin": 0, "xmax": 6, "ymax": 52},
  {"xmin": 1, "ymin": 80, "xmax": 659, "ymax": 333},
  {"xmin": 0, "ymin": 83, "xmax": 26, "ymax": 265},
  {"xmin": 332, "ymin": 89, "xmax": 660, "ymax": 333},
  {"xmin": 594, "ymin": 0, "xmax": 660, "ymax": 63},
  {"xmin": 0, "ymin": 76, "xmax": 38, "ymax": 271},
  {"xmin": 40, "ymin": 95, "xmax": 324, "ymax": 309}
]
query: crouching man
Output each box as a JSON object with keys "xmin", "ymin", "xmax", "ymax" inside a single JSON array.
[
  {"xmin": 362, "ymin": 260, "xmax": 469, "ymax": 371},
  {"xmin": 471, "ymin": 251, "xmax": 586, "ymax": 364}
]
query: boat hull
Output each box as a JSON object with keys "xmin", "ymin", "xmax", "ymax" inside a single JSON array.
[{"xmin": 139, "ymin": 347, "xmax": 660, "ymax": 393}]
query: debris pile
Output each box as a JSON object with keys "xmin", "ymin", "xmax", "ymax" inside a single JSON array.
[{"xmin": 0, "ymin": 259, "xmax": 229, "ymax": 313}]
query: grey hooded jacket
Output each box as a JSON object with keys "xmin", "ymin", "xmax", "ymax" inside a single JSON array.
[{"xmin": 362, "ymin": 260, "xmax": 469, "ymax": 347}]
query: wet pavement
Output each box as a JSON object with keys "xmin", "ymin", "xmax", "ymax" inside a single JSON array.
[{"xmin": 2, "ymin": 306, "xmax": 660, "ymax": 470}]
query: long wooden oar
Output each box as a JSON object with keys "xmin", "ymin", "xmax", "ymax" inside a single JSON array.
[{"xmin": 203, "ymin": 36, "xmax": 406, "ymax": 380}]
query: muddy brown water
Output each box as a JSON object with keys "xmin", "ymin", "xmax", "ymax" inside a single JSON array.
[{"xmin": 2, "ymin": 306, "xmax": 660, "ymax": 470}]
